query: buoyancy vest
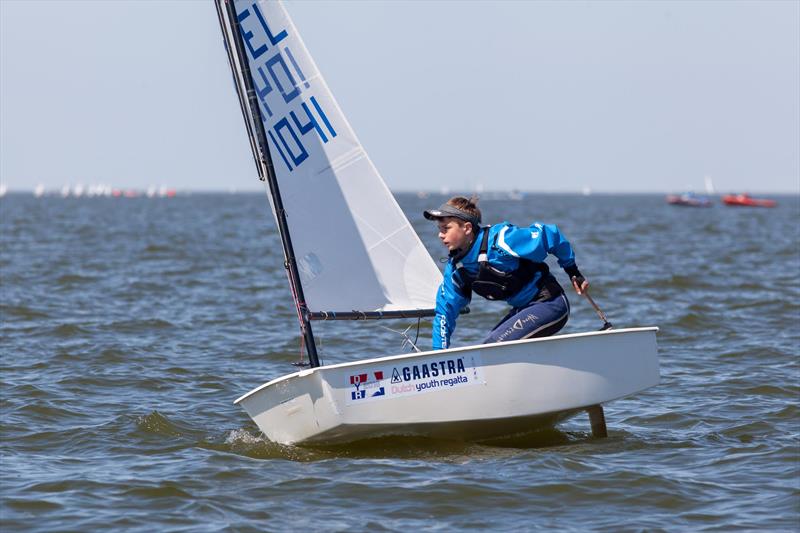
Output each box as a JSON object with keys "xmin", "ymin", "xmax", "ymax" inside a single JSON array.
[{"xmin": 455, "ymin": 226, "xmax": 564, "ymax": 302}]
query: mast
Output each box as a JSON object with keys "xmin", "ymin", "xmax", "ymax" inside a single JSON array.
[{"xmin": 215, "ymin": 0, "xmax": 320, "ymax": 367}]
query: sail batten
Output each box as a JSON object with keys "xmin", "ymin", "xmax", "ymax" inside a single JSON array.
[{"xmin": 221, "ymin": 0, "xmax": 441, "ymax": 317}]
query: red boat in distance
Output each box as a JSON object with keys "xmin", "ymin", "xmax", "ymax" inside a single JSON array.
[{"xmin": 721, "ymin": 194, "xmax": 777, "ymax": 208}]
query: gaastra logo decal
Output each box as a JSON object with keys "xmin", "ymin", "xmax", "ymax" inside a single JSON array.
[
  {"xmin": 391, "ymin": 368, "xmax": 403, "ymax": 384},
  {"xmin": 393, "ymin": 358, "xmax": 467, "ymax": 382},
  {"xmin": 388, "ymin": 356, "xmax": 485, "ymax": 396},
  {"xmin": 344, "ymin": 355, "xmax": 485, "ymax": 404},
  {"xmin": 349, "ymin": 371, "xmax": 385, "ymax": 401}
]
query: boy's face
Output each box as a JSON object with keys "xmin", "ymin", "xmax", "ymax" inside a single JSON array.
[{"xmin": 437, "ymin": 217, "xmax": 473, "ymax": 253}]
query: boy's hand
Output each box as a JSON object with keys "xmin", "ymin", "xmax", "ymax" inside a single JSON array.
[{"xmin": 571, "ymin": 275, "xmax": 589, "ymax": 295}]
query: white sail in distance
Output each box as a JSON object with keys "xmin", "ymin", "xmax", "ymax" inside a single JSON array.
[{"xmin": 221, "ymin": 0, "xmax": 441, "ymax": 314}]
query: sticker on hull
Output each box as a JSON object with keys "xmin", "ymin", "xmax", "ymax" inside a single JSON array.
[{"xmin": 345, "ymin": 353, "xmax": 485, "ymax": 405}]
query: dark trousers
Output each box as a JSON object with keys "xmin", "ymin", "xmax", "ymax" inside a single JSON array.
[{"xmin": 483, "ymin": 293, "xmax": 570, "ymax": 344}]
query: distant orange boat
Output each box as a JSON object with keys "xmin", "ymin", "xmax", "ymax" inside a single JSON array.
[{"xmin": 721, "ymin": 194, "xmax": 776, "ymax": 208}]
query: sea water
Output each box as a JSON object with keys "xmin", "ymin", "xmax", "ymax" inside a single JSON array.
[{"xmin": 1, "ymin": 192, "xmax": 798, "ymax": 531}]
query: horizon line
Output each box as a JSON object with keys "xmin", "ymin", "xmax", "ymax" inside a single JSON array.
[{"xmin": 1, "ymin": 187, "xmax": 798, "ymax": 196}]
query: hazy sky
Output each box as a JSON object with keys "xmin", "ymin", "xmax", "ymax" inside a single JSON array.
[{"xmin": 1, "ymin": 0, "xmax": 798, "ymax": 193}]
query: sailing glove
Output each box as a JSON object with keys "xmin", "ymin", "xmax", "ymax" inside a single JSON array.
[{"xmin": 564, "ymin": 264, "xmax": 585, "ymax": 287}]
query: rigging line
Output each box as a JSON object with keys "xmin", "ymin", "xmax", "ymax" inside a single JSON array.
[
  {"xmin": 284, "ymin": 258, "xmax": 305, "ymax": 322},
  {"xmin": 298, "ymin": 335, "xmax": 305, "ymax": 364},
  {"xmin": 378, "ymin": 323, "xmax": 422, "ymax": 353},
  {"xmin": 292, "ymin": 334, "xmax": 310, "ymax": 367},
  {"xmin": 279, "ymin": 242, "xmax": 306, "ymax": 336},
  {"xmin": 275, "ymin": 211, "xmax": 311, "ymax": 333}
]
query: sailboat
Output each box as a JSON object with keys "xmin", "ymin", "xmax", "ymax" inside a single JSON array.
[
  {"xmin": 666, "ymin": 176, "xmax": 714, "ymax": 207},
  {"xmin": 666, "ymin": 191, "xmax": 712, "ymax": 207},
  {"xmin": 215, "ymin": 0, "xmax": 659, "ymax": 445}
]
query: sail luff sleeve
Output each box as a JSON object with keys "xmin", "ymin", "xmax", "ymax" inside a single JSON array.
[{"xmin": 213, "ymin": 1, "xmax": 262, "ymax": 179}]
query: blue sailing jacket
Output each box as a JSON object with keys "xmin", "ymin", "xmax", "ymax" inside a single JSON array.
[{"xmin": 432, "ymin": 222, "xmax": 577, "ymax": 350}]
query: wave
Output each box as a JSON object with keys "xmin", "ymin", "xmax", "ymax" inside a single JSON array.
[
  {"xmin": 0, "ymin": 304, "xmax": 51, "ymax": 320},
  {"xmin": 51, "ymin": 323, "xmax": 92, "ymax": 337},
  {"xmin": 102, "ymin": 318, "xmax": 175, "ymax": 333}
]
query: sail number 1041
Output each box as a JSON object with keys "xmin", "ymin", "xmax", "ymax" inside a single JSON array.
[{"xmin": 237, "ymin": 1, "xmax": 338, "ymax": 173}]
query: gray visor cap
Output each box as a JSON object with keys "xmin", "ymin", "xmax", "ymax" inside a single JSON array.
[{"xmin": 423, "ymin": 204, "xmax": 481, "ymax": 228}]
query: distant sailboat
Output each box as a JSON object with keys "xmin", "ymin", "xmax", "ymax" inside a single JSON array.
[
  {"xmin": 666, "ymin": 191, "xmax": 712, "ymax": 207},
  {"xmin": 667, "ymin": 176, "xmax": 713, "ymax": 207},
  {"xmin": 215, "ymin": 0, "xmax": 659, "ymax": 445}
]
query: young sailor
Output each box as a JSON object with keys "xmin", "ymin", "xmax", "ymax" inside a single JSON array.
[{"xmin": 424, "ymin": 196, "xmax": 589, "ymax": 350}]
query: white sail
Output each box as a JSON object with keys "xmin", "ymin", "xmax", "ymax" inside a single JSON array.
[
  {"xmin": 222, "ymin": 0, "xmax": 441, "ymax": 314},
  {"xmin": 704, "ymin": 175, "xmax": 715, "ymax": 195}
]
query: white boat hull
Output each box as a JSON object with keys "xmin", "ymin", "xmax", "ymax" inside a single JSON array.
[{"xmin": 235, "ymin": 327, "xmax": 659, "ymax": 445}]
